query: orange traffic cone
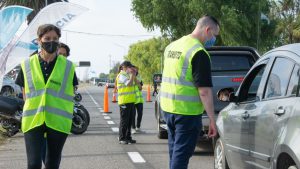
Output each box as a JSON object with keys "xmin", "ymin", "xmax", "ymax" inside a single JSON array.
[
  {"xmin": 146, "ymin": 84, "xmax": 152, "ymax": 102},
  {"xmin": 112, "ymin": 92, "xmax": 117, "ymax": 103},
  {"xmin": 103, "ymin": 86, "xmax": 112, "ymax": 113}
]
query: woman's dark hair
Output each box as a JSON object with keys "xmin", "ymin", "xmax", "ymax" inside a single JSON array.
[
  {"xmin": 37, "ymin": 24, "xmax": 61, "ymax": 39},
  {"xmin": 59, "ymin": 43, "xmax": 70, "ymax": 56},
  {"xmin": 118, "ymin": 65, "xmax": 123, "ymax": 73}
]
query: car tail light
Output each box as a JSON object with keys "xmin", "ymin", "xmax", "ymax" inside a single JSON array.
[{"xmin": 231, "ymin": 77, "xmax": 244, "ymax": 82}]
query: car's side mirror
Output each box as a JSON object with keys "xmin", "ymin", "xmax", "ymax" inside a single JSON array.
[{"xmin": 217, "ymin": 87, "xmax": 237, "ymax": 102}]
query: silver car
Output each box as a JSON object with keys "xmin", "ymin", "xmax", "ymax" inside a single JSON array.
[{"xmin": 215, "ymin": 43, "xmax": 300, "ymax": 169}]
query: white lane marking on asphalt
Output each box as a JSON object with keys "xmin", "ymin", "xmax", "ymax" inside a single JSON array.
[
  {"xmin": 107, "ymin": 121, "xmax": 115, "ymax": 124},
  {"xmin": 104, "ymin": 116, "xmax": 111, "ymax": 120},
  {"xmin": 85, "ymin": 89, "xmax": 99, "ymax": 105},
  {"xmin": 127, "ymin": 152, "xmax": 146, "ymax": 163},
  {"xmin": 111, "ymin": 127, "xmax": 119, "ymax": 132}
]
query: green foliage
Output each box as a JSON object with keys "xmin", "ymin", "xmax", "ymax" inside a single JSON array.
[
  {"xmin": 125, "ymin": 37, "xmax": 170, "ymax": 83},
  {"xmin": 99, "ymin": 73, "xmax": 108, "ymax": 79},
  {"xmin": 108, "ymin": 62, "xmax": 121, "ymax": 81},
  {"xmin": 131, "ymin": 0, "xmax": 277, "ymax": 52},
  {"xmin": 271, "ymin": 0, "xmax": 300, "ymax": 44}
]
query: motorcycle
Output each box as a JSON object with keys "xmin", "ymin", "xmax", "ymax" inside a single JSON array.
[
  {"xmin": 0, "ymin": 95, "xmax": 89, "ymax": 137},
  {"xmin": 71, "ymin": 101, "xmax": 90, "ymax": 135}
]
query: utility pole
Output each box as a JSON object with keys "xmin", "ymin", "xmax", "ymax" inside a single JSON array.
[
  {"xmin": 109, "ymin": 55, "xmax": 112, "ymax": 74},
  {"xmin": 257, "ymin": 0, "xmax": 261, "ymax": 51}
]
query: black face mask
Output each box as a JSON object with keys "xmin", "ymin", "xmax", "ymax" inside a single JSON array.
[{"xmin": 41, "ymin": 41, "xmax": 59, "ymax": 54}]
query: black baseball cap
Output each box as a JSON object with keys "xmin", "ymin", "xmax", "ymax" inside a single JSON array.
[{"xmin": 121, "ymin": 61, "xmax": 133, "ymax": 67}]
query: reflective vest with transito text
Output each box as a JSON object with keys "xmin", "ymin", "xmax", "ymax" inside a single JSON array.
[{"xmin": 160, "ymin": 35, "xmax": 210, "ymax": 115}]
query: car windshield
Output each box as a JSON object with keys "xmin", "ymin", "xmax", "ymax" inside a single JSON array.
[{"xmin": 211, "ymin": 55, "xmax": 253, "ymax": 71}]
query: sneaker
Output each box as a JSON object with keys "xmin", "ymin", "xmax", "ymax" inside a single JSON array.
[
  {"xmin": 127, "ymin": 139, "xmax": 136, "ymax": 144},
  {"xmin": 136, "ymin": 128, "xmax": 141, "ymax": 133},
  {"xmin": 132, "ymin": 128, "xmax": 137, "ymax": 134},
  {"xmin": 119, "ymin": 140, "xmax": 128, "ymax": 144}
]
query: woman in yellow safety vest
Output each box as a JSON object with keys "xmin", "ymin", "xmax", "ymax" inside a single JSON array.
[{"xmin": 15, "ymin": 24, "xmax": 76, "ymax": 169}]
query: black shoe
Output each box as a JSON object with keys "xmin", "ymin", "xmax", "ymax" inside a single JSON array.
[
  {"xmin": 127, "ymin": 139, "xmax": 136, "ymax": 144},
  {"xmin": 119, "ymin": 140, "xmax": 128, "ymax": 144}
]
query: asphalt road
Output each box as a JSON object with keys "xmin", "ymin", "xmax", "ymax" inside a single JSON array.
[{"xmin": 0, "ymin": 85, "xmax": 214, "ymax": 169}]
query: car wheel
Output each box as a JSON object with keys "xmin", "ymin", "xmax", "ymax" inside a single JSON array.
[
  {"xmin": 214, "ymin": 138, "xmax": 229, "ymax": 169},
  {"xmin": 0, "ymin": 86, "xmax": 14, "ymax": 96},
  {"xmin": 277, "ymin": 154, "xmax": 297, "ymax": 169}
]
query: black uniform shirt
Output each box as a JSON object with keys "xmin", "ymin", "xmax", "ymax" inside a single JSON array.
[
  {"xmin": 15, "ymin": 55, "xmax": 78, "ymax": 87},
  {"xmin": 191, "ymin": 50, "xmax": 213, "ymax": 87}
]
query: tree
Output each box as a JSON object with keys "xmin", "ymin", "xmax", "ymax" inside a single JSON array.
[
  {"xmin": 99, "ymin": 73, "xmax": 108, "ymax": 79},
  {"xmin": 271, "ymin": 0, "xmax": 300, "ymax": 44},
  {"xmin": 125, "ymin": 37, "xmax": 170, "ymax": 83},
  {"xmin": 108, "ymin": 62, "xmax": 121, "ymax": 81},
  {"xmin": 0, "ymin": 0, "xmax": 68, "ymax": 23},
  {"xmin": 131, "ymin": 0, "xmax": 277, "ymax": 52}
]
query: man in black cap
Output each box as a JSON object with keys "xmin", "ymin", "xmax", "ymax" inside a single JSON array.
[{"xmin": 116, "ymin": 61, "xmax": 138, "ymax": 144}]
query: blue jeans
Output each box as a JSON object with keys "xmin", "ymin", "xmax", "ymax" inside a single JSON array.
[{"xmin": 164, "ymin": 111, "xmax": 202, "ymax": 169}]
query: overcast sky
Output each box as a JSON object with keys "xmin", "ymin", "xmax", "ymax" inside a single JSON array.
[{"xmin": 60, "ymin": 0, "xmax": 161, "ymax": 80}]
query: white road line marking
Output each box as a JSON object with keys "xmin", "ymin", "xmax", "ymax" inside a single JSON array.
[
  {"xmin": 111, "ymin": 127, "xmax": 119, "ymax": 132},
  {"xmin": 85, "ymin": 89, "xmax": 99, "ymax": 105},
  {"xmin": 127, "ymin": 152, "xmax": 146, "ymax": 163},
  {"xmin": 104, "ymin": 116, "xmax": 111, "ymax": 120},
  {"xmin": 107, "ymin": 121, "xmax": 115, "ymax": 124}
]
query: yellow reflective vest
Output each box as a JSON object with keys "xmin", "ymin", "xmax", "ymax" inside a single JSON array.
[
  {"xmin": 21, "ymin": 54, "xmax": 75, "ymax": 134},
  {"xmin": 134, "ymin": 76, "xmax": 144, "ymax": 104},
  {"xmin": 117, "ymin": 71, "xmax": 136, "ymax": 105},
  {"xmin": 160, "ymin": 35, "xmax": 210, "ymax": 115}
]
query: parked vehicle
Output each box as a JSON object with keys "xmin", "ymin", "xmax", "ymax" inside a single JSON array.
[
  {"xmin": 106, "ymin": 80, "xmax": 115, "ymax": 88},
  {"xmin": 154, "ymin": 46, "xmax": 260, "ymax": 146},
  {"xmin": 1, "ymin": 76, "xmax": 22, "ymax": 97},
  {"xmin": 0, "ymin": 95, "xmax": 90, "ymax": 136},
  {"xmin": 215, "ymin": 43, "xmax": 300, "ymax": 169}
]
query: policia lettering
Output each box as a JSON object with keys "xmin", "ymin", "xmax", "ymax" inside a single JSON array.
[
  {"xmin": 160, "ymin": 35, "xmax": 210, "ymax": 115},
  {"xmin": 21, "ymin": 54, "xmax": 75, "ymax": 134}
]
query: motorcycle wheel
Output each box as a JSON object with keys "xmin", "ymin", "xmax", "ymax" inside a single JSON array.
[
  {"xmin": 74, "ymin": 93, "xmax": 82, "ymax": 102},
  {"xmin": 78, "ymin": 105, "xmax": 90, "ymax": 125},
  {"xmin": 71, "ymin": 109, "xmax": 88, "ymax": 135}
]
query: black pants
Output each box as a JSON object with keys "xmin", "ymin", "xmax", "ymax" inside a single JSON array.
[
  {"xmin": 132, "ymin": 103, "xmax": 143, "ymax": 129},
  {"xmin": 119, "ymin": 103, "xmax": 134, "ymax": 141},
  {"xmin": 24, "ymin": 124, "xmax": 68, "ymax": 169},
  {"xmin": 153, "ymin": 89, "xmax": 158, "ymax": 96}
]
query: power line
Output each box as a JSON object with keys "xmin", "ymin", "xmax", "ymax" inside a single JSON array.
[{"xmin": 62, "ymin": 30, "xmax": 160, "ymax": 38}]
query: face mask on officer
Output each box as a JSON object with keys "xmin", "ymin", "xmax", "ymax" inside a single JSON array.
[
  {"xmin": 204, "ymin": 29, "xmax": 216, "ymax": 47},
  {"xmin": 41, "ymin": 41, "xmax": 59, "ymax": 54}
]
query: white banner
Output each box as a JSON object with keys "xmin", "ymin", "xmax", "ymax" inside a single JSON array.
[{"xmin": 4, "ymin": 2, "xmax": 88, "ymax": 76}]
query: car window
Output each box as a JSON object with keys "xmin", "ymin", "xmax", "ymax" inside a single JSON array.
[
  {"xmin": 211, "ymin": 55, "xmax": 253, "ymax": 71},
  {"xmin": 265, "ymin": 58, "xmax": 294, "ymax": 99},
  {"xmin": 239, "ymin": 64, "xmax": 267, "ymax": 102},
  {"xmin": 286, "ymin": 65, "xmax": 300, "ymax": 96}
]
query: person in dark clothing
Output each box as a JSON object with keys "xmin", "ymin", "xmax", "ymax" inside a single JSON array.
[
  {"xmin": 131, "ymin": 67, "xmax": 144, "ymax": 134},
  {"xmin": 152, "ymin": 82, "xmax": 158, "ymax": 96}
]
